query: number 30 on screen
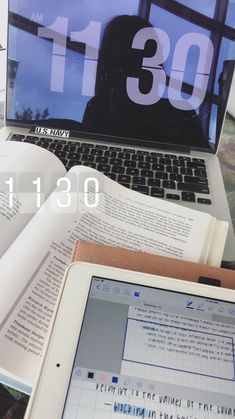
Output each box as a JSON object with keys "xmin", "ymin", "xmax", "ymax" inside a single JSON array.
[{"xmin": 38, "ymin": 18, "xmax": 214, "ymax": 111}]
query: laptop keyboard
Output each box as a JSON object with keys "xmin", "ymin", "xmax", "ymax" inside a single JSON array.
[{"xmin": 10, "ymin": 134, "xmax": 211, "ymax": 205}]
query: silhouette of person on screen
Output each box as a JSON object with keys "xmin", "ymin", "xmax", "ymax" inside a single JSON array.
[{"xmin": 82, "ymin": 15, "xmax": 209, "ymax": 148}]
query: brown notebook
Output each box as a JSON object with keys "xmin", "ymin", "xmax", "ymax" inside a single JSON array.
[{"xmin": 72, "ymin": 241, "xmax": 235, "ymax": 289}]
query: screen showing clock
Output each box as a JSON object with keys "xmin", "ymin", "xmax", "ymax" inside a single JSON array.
[{"xmin": 7, "ymin": 0, "xmax": 235, "ymax": 149}]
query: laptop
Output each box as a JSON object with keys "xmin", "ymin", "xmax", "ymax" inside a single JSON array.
[{"xmin": 0, "ymin": 0, "xmax": 235, "ymax": 261}]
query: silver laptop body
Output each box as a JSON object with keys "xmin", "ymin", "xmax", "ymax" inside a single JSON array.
[{"xmin": 1, "ymin": 0, "xmax": 235, "ymax": 261}]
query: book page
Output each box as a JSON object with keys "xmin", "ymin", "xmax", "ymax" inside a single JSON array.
[
  {"xmin": 206, "ymin": 220, "xmax": 228, "ymax": 266},
  {"xmin": 0, "ymin": 166, "xmax": 218, "ymax": 385},
  {"xmin": 0, "ymin": 141, "xmax": 66, "ymax": 257}
]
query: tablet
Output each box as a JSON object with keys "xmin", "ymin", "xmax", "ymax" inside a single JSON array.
[{"xmin": 26, "ymin": 262, "xmax": 235, "ymax": 419}]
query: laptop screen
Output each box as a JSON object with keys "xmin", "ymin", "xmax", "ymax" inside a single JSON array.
[
  {"xmin": 62, "ymin": 276, "xmax": 235, "ymax": 418},
  {"xmin": 7, "ymin": 0, "xmax": 235, "ymax": 151}
]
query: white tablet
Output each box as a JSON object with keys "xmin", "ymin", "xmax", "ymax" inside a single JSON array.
[{"xmin": 26, "ymin": 262, "xmax": 235, "ymax": 419}]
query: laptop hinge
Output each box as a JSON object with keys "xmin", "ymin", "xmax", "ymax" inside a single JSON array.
[{"xmin": 29, "ymin": 125, "xmax": 192, "ymax": 152}]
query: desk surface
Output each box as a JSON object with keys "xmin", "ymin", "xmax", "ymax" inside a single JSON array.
[{"xmin": 217, "ymin": 115, "xmax": 235, "ymax": 232}]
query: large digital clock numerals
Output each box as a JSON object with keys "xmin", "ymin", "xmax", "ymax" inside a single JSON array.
[
  {"xmin": 56, "ymin": 177, "xmax": 71, "ymax": 208},
  {"xmin": 38, "ymin": 17, "xmax": 68, "ymax": 92},
  {"xmin": 71, "ymin": 21, "xmax": 101, "ymax": 96},
  {"xmin": 168, "ymin": 33, "xmax": 214, "ymax": 110},
  {"xmin": 84, "ymin": 177, "xmax": 99, "ymax": 208},
  {"xmin": 38, "ymin": 18, "xmax": 101, "ymax": 95},
  {"xmin": 127, "ymin": 29, "xmax": 213, "ymax": 109},
  {"xmin": 126, "ymin": 27, "xmax": 170, "ymax": 105},
  {"xmin": 38, "ymin": 18, "xmax": 214, "ymax": 110},
  {"xmin": 5, "ymin": 176, "xmax": 14, "ymax": 208},
  {"xmin": 2, "ymin": 175, "xmax": 100, "ymax": 211}
]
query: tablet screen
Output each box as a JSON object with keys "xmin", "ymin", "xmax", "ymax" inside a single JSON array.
[{"xmin": 62, "ymin": 277, "xmax": 235, "ymax": 418}]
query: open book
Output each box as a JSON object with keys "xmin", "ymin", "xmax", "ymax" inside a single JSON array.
[{"xmin": 0, "ymin": 141, "xmax": 228, "ymax": 391}]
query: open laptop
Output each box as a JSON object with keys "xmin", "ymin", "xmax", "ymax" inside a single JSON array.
[{"xmin": 0, "ymin": 0, "xmax": 235, "ymax": 261}]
